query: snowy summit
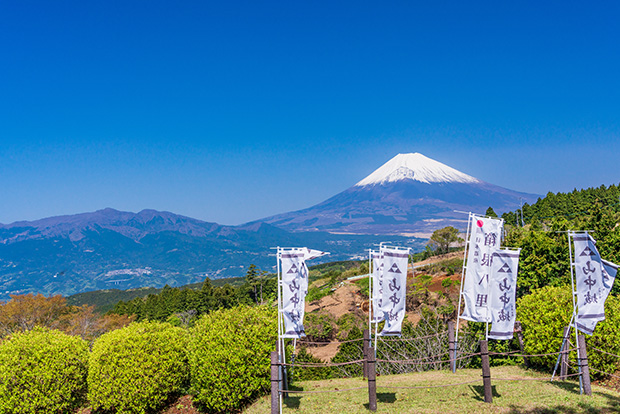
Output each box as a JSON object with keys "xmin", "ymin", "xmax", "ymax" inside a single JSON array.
[{"xmin": 355, "ymin": 153, "xmax": 480, "ymax": 186}]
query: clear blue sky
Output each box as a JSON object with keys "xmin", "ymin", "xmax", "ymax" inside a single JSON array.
[{"xmin": 1, "ymin": 1, "xmax": 619, "ymax": 225}]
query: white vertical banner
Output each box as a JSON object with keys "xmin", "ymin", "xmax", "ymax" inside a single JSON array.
[
  {"xmin": 298, "ymin": 248, "xmax": 328, "ymax": 297},
  {"xmin": 279, "ymin": 247, "xmax": 328, "ymax": 338},
  {"xmin": 379, "ymin": 247, "xmax": 410, "ymax": 336},
  {"xmin": 601, "ymin": 259, "xmax": 619, "ymax": 303},
  {"xmin": 578, "ymin": 260, "xmax": 619, "ymax": 335},
  {"xmin": 280, "ymin": 251, "xmax": 307, "ymax": 338},
  {"xmin": 488, "ymin": 249, "xmax": 520, "ymax": 340},
  {"xmin": 461, "ymin": 214, "xmax": 504, "ymax": 322},
  {"xmin": 371, "ymin": 250, "xmax": 385, "ymax": 323},
  {"xmin": 572, "ymin": 233, "xmax": 617, "ymax": 335}
]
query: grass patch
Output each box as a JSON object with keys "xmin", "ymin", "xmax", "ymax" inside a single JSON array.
[
  {"xmin": 244, "ymin": 365, "xmax": 620, "ymax": 413},
  {"xmin": 416, "ymin": 257, "xmax": 463, "ymax": 275},
  {"xmin": 353, "ymin": 277, "xmax": 369, "ymax": 299}
]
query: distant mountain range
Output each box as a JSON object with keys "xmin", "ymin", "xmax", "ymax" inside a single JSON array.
[
  {"xmin": 0, "ymin": 152, "xmax": 538, "ymax": 299},
  {"xmin": 0, "ymin": 209, "xmax": 422, "ymax": 299},
  {"xmin": 257, "ymin": 153, "xmax": 539, "ymax": 235}
]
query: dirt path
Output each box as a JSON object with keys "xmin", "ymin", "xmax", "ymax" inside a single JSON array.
[
  {"xmin": 305, "ymin": 283, "xmax": 361, "ymax": 315},
  {"xmin": 303, "ymin": 283, "xmax": 363, "ymax": 360}
]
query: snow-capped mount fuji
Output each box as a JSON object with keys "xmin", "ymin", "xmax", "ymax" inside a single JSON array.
[
  {"xmin": 257, "ymin": 153, "xmax": 540, "ymax": 235},
  {"xmin": 355, "ymin": 153, "xmax": 480, "ymax": 186}
]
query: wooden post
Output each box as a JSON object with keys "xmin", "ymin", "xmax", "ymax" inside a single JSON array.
[
  {"xmin": 560, "ymin": 326, "xmax": 570, "ymax": 380},
  {"xmin": 480, "ymin": 340, "xmax": 492, "ymax": 403},
  {"xmin": 271, "ymin": 351, "xmax": 280, "ymax": 414},
  {"xmin": 577, "ymin": 334, "xmax": 592, "ymax": 396},
  {"xmin": 448, "ymin": 321, "xmax": 456, "ymax": 373},
  {"xmin": 363, "ymin": 329, "xmax": 369, "ymax": 379},
  {"xmin": 514, "ymin": 321, "xmax": 529, "ymax": 368},
  {"xmin": 367, "ymin": 345, "xmax": 377, "ymax": 412}
]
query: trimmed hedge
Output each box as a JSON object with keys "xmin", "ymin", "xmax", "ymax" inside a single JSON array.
[
  {"xmin": 518, "ymin": 285, "xmax": 574, "ymax": 369},
  {"xmin": 88, "ymin": 321, "xmax": 188, "ymax": 414},
  {"xmin": 188, "ymin": 305, "xmax": 277, "ymax": 413},
  {"xmin": 587, "ymin": 295, "xmax": 620, "ymax": 376},
  {"xmin": 0, "ymin": 327, "xmax": 88, "ymax": 414},
  {"xmin": 518, "ymin": 285, "xmax": 620, "ymax": 377}
]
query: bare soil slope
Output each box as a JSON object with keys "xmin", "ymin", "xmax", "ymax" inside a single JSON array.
[{"xmin": 301, "ymin": 252, "xmax": 463, "ymax": 361}]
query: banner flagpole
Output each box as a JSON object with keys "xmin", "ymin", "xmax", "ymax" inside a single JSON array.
[
  {"xmin": 485, "ymin": 295, "xmax": 490, "ymax": 341},
  {"xmin": 568, "ymin": 231, "xmax": 583, "ymax": 394},
  {"xmin": 277, "ymin": 247, "xmax": 282, "ymax": 342},
  {"xmin": 484, "ymin": 218, "xmax": 504, "ymax": 342},
  {"xmin": 276, "ymin": 247, "xmax": 284, "ymax": 412},
  {"xmin": 485, "ymin": 215, "xmax": 490, "ymax": 341},
  {"xmin": 374, "ymin": 243, "xmax": 384, "ymax": 354},
  {"xmin": 454, "ymin": 212, "xmax": 473, "ymax": 372},
  {"xmin": 368, "ymin": 249, "xmax": 373, "ymax": 347},
  {"xmin": 374, "ymin": 317, "xmax": 379, "ymax": 355}
]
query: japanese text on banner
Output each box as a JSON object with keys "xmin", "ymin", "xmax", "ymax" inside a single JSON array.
[
  {"xmin": 488, "ymin": 249, "xmax": 520, "ymax": 340},
  {"xmin": 379, "ymin": 247, "xmax": 409, "ymax": 336},
  {"xmin": 461, "ymin": 214, "xmax": 503, "ymax": 323}
]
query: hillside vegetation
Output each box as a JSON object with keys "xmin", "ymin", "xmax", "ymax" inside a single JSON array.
[{"xmin": 66, "ymin": 276, "xmax": 246, "ymax": 314}]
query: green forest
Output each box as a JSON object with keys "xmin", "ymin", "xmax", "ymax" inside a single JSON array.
[{"xmin": 500, "ymin": 183, "xmax": 620, "ymax": 297}]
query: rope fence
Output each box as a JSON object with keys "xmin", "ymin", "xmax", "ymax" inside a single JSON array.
[
  {"xmin": 589, "ymin": 346, "xmax": 620, "ymax": 359},
  {"xmin": 376, "ymin": 379, "xmax": 481, "ymax": 389},
  {"xmin": 281, "ymin": 359, "xmax": 364, "ymax": 368},
  {"xmin": 490, "ymin": 349, "xmax": 577, "ymax": 358},
  {"xmin": 378, "ymin": 332, "xmax": 448, "ymax": 342},
  {"xmin": 494, "ymin": 372, "xmax": 581, "ymax": 381},
  {"xmin": 278, "ymin": 387, "xmax": 366, "ymax": 394},
  {"xmin": 298, "ymin": 338, "xmax": 364, "ymax": 345},
  {"xmin": 376, "ymin": 350, "xmax": 451, "ymax": 364},
  {"xmin": 589, "ymin": 367, "xmax": 620, "ymax": 380},
  {"xmin": 271, "ymin": 326, "xmax": 612, "ymax": 413}
]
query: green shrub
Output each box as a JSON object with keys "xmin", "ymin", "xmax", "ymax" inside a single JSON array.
[
  {"xmin": 341, "ymin": 262, "xmax": 368, "ymax": 279},
  {"xmin": 579, "ymin": 295, "xmax": 620, "ymax": 377},
  {"xmin": 331, "ymin": 325, "xmax": 364, "ymax": 377},
  {"xmin": 188, "ymin": 305, "xmax": 277, "ymax": 413},
  {"xmin": 353, "ymin": 277, "xmax": 370, "ymax": 299},
  {"xmin": 517, "ymin": 285, "xmax": 573, "ymax": 370},
  {"xmin": 0, "ymin": 327, "xmax": 88, "ymax": 414},
  {"xmin": 305, "ymin": 285, "xmax": 333, "ymax": 303},
  {"xmin": 292, "ymin": 346, "xmax": 333, "ymax": 381},
  {"xmin": 88, "ymin": 321, "xmax": 188, "ymax": 414},
  {"xmin": 335, "ymin": 312, "xmax": 366, "ymax": 341},
  {"xmin": 418, "ymin": 257, "xmax": 464, "ymax": 275},
  {"xmin": 518, "ymin": 285, "xmax": 620, "ymax": 377},
  {"xmin": 464, "ymin": 321, "xmax": 522, "ymax": 367},
  {"xmin": 304, "ymin": 311, "xmax": 335, "ymax": 342},
  {"xmin": 441, "ymin": 278, "xmax": 453, "ymax": 289}
]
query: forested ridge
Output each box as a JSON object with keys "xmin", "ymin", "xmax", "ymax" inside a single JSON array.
[
  {"xmin": 498, "ymin": 183, "xmax": 620, "ymax": 297},
  {"xmin": 502, "ymin": 183, "xmax": 620, "ymax": 226},
  {"xmin": 66, "ymin": 276, "xmax": 246, "ymax": 314}
]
